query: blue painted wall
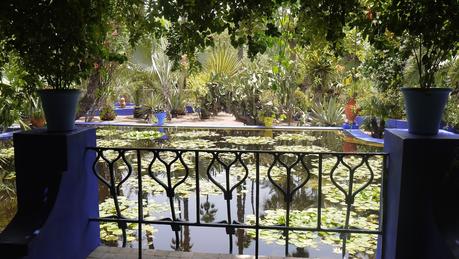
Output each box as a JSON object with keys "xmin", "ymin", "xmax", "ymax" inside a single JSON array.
[
  {"xmin": 0, "ymin": 128, "xmax": 100, "ymax": 259},
  {"xmin": 382, "ymin": 129, "xmax": 459, "ymax": 258}
]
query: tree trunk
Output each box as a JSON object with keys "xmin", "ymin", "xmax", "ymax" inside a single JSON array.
[
  {"xmin": 76, "ymin": 62, "xmax": 117, "ymax": 121},
  {"xmin": 76, "ymin": 68, "xmax": 102, "ymax": 121}
]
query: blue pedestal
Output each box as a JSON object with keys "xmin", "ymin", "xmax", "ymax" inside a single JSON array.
[
  {"xmin": 0, "ymin": 128, "xmax": 99, "ymax": 259},
  {"xmin": 382, "ymin": 129, "xmax": 459, "ymax": 258}
]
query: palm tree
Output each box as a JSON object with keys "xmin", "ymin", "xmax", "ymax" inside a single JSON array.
[
  {"xmin": 188, "ymin": 41, "xmax": 242, "ymax": 117},
  {"xmin": 130, "ymin": 37, "xmax": 179, "ymax": 114},
  {"xmin": 200, "ymin": 195, "xmax": 218, "ymax": 223}
]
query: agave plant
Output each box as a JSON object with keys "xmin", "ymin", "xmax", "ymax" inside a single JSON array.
[
  {"xmin": 170, "ymin": 91, "xmax": 186, "ymax": 116},
  {"xmin": 135, "ymin": 93, "xmax": 165, "ymax": 123},
  {"xmin": 310, "ymin": 97, "xmax": 344, "ymax": 126}
]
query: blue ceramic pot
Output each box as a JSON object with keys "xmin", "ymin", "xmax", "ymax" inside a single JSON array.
[
  {"xmin": 155, "ymin": 111, "xmax": 167, "ymax": 125},
  {"xmin": 38, "ymin": 89, "xmax": 81, "ymax": 132},
  {"xmin": 401, "ymin": 88, "xmax": 451, "ymax": 135}
]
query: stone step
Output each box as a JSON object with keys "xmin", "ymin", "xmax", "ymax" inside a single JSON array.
[{"xmin": 87, "ymin": 246, "xmax": 311, "ymax": 259}]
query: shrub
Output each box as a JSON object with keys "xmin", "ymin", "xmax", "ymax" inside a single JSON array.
[
  {"xmin": 100, "ymin": 105, "xmax": 117, "ymax": 121},
  {"xmin": 310, "ymin": 97, "xmax": 344, "ymax": 126},
  {"xmin": 294, "ymin": 89, "xmax": 311, "ymax": 112}
]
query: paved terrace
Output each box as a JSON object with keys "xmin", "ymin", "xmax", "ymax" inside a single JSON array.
[{"xmin": 88, "ymin": 247, "xmax": 310, "ymax": 259}]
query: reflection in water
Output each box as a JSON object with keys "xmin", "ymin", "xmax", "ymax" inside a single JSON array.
[
  {"xmin": 263, "ymin": 178, "xmax": 318, "ymax": 211},
  {"xmin": 200, "ymin": 195, "xmax": 217, "ymax": 223},
  {"xmin": 263, "ymin": 129, "xmax": 273, "ymax": 138},
  {"xmin": 0, "ymin": 128, "xmax": 383, "ymax": 257},
  {"xmin": 172, "ymin": 198, "xmax": 193, "ymax": 251},
  {"xmin": 236, "ymin": 181, "xmax": 251, "ymax": 254},
  {"xmin": 290, "ymin": 247, "xmax": 310, "ymax": 257}
]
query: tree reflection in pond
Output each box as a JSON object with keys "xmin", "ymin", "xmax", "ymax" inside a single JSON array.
[{"xmin": 200, "ymin": 195, "xmax": 217, "ymax": 223}]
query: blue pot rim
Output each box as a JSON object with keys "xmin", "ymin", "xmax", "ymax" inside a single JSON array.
[
  {"xmin": 38, "ymin": 89, "xmax": 81, "ymax": 93},
  {"xmin": 401, "ymin": 87, "xmax": 452, "ymax": 93}
]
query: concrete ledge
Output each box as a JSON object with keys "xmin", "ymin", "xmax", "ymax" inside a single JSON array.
[
  {"xmin": 0, "ymin": 130, "xmax": 21, "ymax": 141},
  {"xmin": 87, "ymin": 246, "xmax": 309, "ymax": 259},
  {"xmin": 344, "ymin": 129, "xmax": 384, "ymax": 146},
  {"xmin": 76, "ymin": 122, "xmax": 342, "ymax": 131}
]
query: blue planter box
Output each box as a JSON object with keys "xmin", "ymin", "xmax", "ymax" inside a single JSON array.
[
  {"xmin": 386, "ymin": 119, "xmax": 408, "ymax": 129},
  {"xmin": 114, "ymin": 106, "xmax": 135, "ymax": 116},
  {"xmin": 342, "ymin": 122, "xmax": 359, "ymax": 129},
  {"xmin": 444, "ymin": 126, "xmax": 458, "ymax": 134},
  {"xmin": 356, "ymin": 116, "xmax": 410, "ymax": 129},
  {"xmin": 94, "ymin": 106, "xmax": 135, "ymax": 116}
]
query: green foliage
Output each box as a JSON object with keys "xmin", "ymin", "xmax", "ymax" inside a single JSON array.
[
  {"xmin": 293, "ymin": 89, "xmax": 312, "ymax": 112},
  {"xmin": 355, "ymin": 0, "xmax": 459, "ymax": 88},
  {"xmin": 310, "ymin": 97, "xmax": 344, "ymax": 126},
  {"xmin": 301, "ymin": 48, "xmax": 337, "ymax": 98},
  {"xmin": 99, "ymin": 196, "xmax": 164, "ymax": 243},
  {"xmin": 135, "ymin": 93, "xmax": 165, "ymax": 122},
  {"xmin": 0, "ymin": 52, "xmax": 42, "ymax": 131},
  {"xmin": 0, "ymin": 0, "xmax": 145, "ymax": 91},
  {"xmin": 0, "ymin": 146, "xmax": 16, "ymax": 201},
  {"xmin": 130, "ymin": 37, "xmax": 191, "ymax": 115},
  {"xmin": 187, "ymin": 41, "xmax": 242, "ymax": 117},
  {"xmin": 150, "ymin": 38, "xmax": 175, "ymax": 110},
  {"xmin": 151, "ymin": 1, "xmax": 366, "ymax": 61},
  {"xmin": 444, "ymin": 92, "xmax": 459, "ymax": 129},
  {"xmin": 169, "ymin": 139, "xmax": 216, "ymax": 149},
  {"xmin": 359, "ymin": 45, "xmax": 406, "ymax": 120},
  {"xmin": 201, "ymin": 42, "xmax": 241, "ymax": 80},
  {"xmin": 275, "ymin": 133, "xmax": 319, "ymax": 142},
  {"xmin": 0, "ymin": 1, "xmax": 112, "ymax": 89},
  {"xmin": 170, "ymin": 91, "xmax": 186, "ymax": 116},
  {"xmin": 171, "ymin": 131, "xmax": 219, "ymax": 139},
  {"xmin": 435, "ymin": 57, "xmax": 459, "ymax": 88},
  {"xmin": 246, "ymin": 207, "xmax": 379, "ymax": 256},
  {"xmin": 223, "ymin": 136, "xmax": 275, "ymax": 146},
  {"xmin": 361, "ymin": 46, "xmax": 407, "ymax": 91},
  {"xmin": 148, "ymin": 1, "xmax": 279, "ymax": 61},
  {"xmin": 122, "ymin": 130, "xmax": 164, "ymax": 141},
  {"xmin": 99, "ymin": 105, "xmax": 117, "ymax": 121},
  {"xmin": 358, "ymin": 87, "xmax": 404, "ymax": 120},
  {"xmin": 0, "ymin": 83, "xmax": 24, "ymax": 132},
  {"xmin": 269, "ymin": 35, "xmax": 303, "ymax": 124},
  {"xmin": 226, "ymin": 54, "xmax": 273, "ymax": 124}
]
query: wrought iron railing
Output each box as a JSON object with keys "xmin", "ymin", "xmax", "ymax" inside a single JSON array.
[{"xmin": 88, "ymin": 147, "xmax": 387, "ymax": 258}]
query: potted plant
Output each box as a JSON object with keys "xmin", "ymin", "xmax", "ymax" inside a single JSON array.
[
  {"xmin": 343, "ymin": 78, "xmax": 362, "ymax": 126},
  {"xmin": 139, "ymin": 93, "xmax": 168, "ymax": 125},
  {"xmin": 0, "ymin": 1, "xmax": 110, "ymax": 131},
  {"xmin": 360, "ymin": 0, "xmax": 458, "ymax": 135},
  {"xmin": 198, "ymin": 94, "xmax": 213, "ymax": 120},
  {"xmin": 170, "ymin": 91, "xmax": 186, "ymax": 118},
  {"xmin": 119, "ymin": 96, "xmax": 127, "ymax": 108},
  {"xmin": 153, "ymin": 105, "xmax": 168, "ymax": 125},
  {"xmin": 260, "ymin": 102, "xmax": 276, "ymax": 127},
  {"xmin": 30, "ymin": 98, "xmax": 46, "ymax": 128},
  {"xmin": 99, "ymin": 105, "xmax": 117, "ymax": 121},
  {"xmin": 30, "ymin": 110, "xmax": 46, "ymax": 128}
]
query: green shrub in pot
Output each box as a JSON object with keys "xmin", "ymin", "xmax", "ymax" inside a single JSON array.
[
  {"xmin": 0, "ymin": 1, "xmax": 112, "ymax": 131},
  {"xmin": 355, "ymin": 0, "xmax": 459, "ymax": 135}
]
